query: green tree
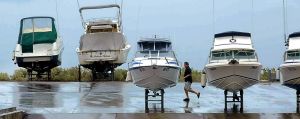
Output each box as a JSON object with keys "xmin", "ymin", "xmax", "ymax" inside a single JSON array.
[
  {"xmin": 11, "ymin": 69, "xmax": 27, "ymax": 81},
  {"xmin": 114, "ymin": 69, "xmax": 127, "ymax": 81},
  {"xmin": 260, "ymin": 68, "xmax": 270, "ymax": 81},
  {"xmin": 0, "ymin": 72, "xmax": 10, "ymax": 81}
]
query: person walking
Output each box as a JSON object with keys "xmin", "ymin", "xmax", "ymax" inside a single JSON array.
[{"xmin": 183, "ymin": 62, "xmax": 200, "ymax": 101}]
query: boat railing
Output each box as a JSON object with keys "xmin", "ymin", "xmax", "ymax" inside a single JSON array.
[
  {"xmin": 79, "ymin": 49, "xmax": 122, "ymax": 53},
  {"xmin": 130, "ymin": 50, "xmax": 178, "ymax": 67}
]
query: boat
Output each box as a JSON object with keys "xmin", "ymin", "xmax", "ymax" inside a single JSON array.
[
  {"xmin": 280, "ymin": 32, "xmax": 300, "ymax": 91},
  {"xmin": 77, "ymin": 4, "xmax": 131, "ymax": 80},
  {"xmin": 203, "ymin": 31, "xmax": 262, "ymax": 111},
  {"xmin": 128, "ymin": 36, "xmax": 180, "ymax": 112},
  {"xmin": 12, "ymin": 16, "xmax": 63, "ymax": 80},
  {"xmin": 204, "ymin": 31, "xmax": 261, "ymax": 91},
  {"xmin": 129, "ymin": 37, "xmax": 180, "ymax": 91}
]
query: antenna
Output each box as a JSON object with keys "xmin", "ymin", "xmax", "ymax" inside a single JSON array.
[
  {"xmin": 55, "ymin": 0, "xmax": 60, "ymax": 33},
  {"xmin": 121, "ymin": 0, "xmax": 124, "ymax": 32},
  {"xmin": 283, "ymin": 0, "xmax": 288, "ymax": 46},
  {"xmin": 212, "ymin": 0, "xmax": 215, "ymax": 36},
  {"xmin": 76, "ymin": 0, "xmax": 85, "ymax": 28},
  {"xmin": 251, "ymin": 0, "xmax": 254, "ymax": 37}
]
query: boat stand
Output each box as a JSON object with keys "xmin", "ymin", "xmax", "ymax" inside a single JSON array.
[
  {"xmin": 78, "ymin": 65, "xmax": 82, "ymax": 82},
  {"xmin": 297, "ymin": 90, "xmax": 300, "ymax": 112},
  {"xmin": 27, "ymin": 69, "xmax": 51, "ymax": 81},
  {"xmin": 224, "ymin": 90, "xmax": 244, "ymax": 112},
  {"xmin": 145, "ymin": 89, "xmax": 165, "ymax": 113},
  {"xmin": 90, "ymin": 69, "xmax": 115, "ymax": 81}
]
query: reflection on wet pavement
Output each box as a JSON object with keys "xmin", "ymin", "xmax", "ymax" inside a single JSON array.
[
  {"xmin": 0, "ymin": 81, "xmax": 300, "ymax": 118},
  {"xmin": 27, "ymin": 113, "xmax": 300, "ymax": 119}
]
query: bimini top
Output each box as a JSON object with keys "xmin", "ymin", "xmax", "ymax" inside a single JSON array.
[
  {"xmin": 18, "ymin": 16, "xmax": 57, "ymax": 53},
  {"xmin": 289, "ymin": 32, "xmax": 300, "ymax": 38},
  {"xmin": 21, "ymin": 16, "xmax": 55, "ymax": 21},
  {"xmin": 212, "ymin": 31, "xmax": 253, "ymax": 51},
  {"xmin": 79, "ymin": 4, "xmax": 120, "ymax": 13},
  {"xmin": 215, "ymin": 31, "xmax": 251, "ymax": 38}
]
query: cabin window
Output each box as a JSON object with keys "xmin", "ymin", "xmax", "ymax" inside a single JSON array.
[
  {"xmin": 211, "ymin": 51, "xmax": 232, "ymax": 60},
  {"xmin": 150, "ymin": 51, "xmax": 159, "ymax": 57},
  {"xmin": 155, "ymin": 42, "xmax": 168, "ymax": 51},
  {"xmin": 135, "ymin": 50, "xmax": 175, "ymax": 58},
  {"xmin": 141, "ymin": 42, "xmax": 155, "ymax": 51},
  {"xmin": 234, "ymin": 50, "xmax": 255, "ymax": 59},
  {"xmin": 211, "ymin": 50, "xmax": 256, "ymax": 61},
  {"xmin": 287, "ymin": 51, "xmax": 300, "ymax": 60},
  {"xmin": 139, "ymin": 42, "xmax": 170, "ymax": 51},
  {"xmin": 22, "ymin": 18, "xmax": 53, "ymax": 34},
  {"xmin": 33, "ymin": 18, "xmax": 53, "ymax": 32}
]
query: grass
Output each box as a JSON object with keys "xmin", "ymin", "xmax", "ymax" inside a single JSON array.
[{"xmin": 0, "ymin": 67, "xmax": 277, "ymax": 82}]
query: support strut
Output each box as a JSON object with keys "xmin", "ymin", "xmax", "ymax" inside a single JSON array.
[
  {"xmin": 297, "ymin": 90, "xmax": 300, "ymax": 113},
  {"xmin": 145, "ymin": 89, "xmax": 165, "ymax": 113},
  {"xmin": 224, "ymin": 90, "xmax": 244, "ymax": 112}
]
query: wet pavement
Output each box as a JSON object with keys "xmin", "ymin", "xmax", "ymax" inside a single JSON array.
[{"xmin": 0, "ymin": 81, "xmax": 299, "ymax": 119}]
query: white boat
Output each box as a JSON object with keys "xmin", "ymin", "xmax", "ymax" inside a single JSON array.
[
  {"xmin": 204, "ymin": 31, "xmax": 262, "ymax": 92},
  {"xmin": 76, "ymin": 4, "xmax": 131, "ymax": 80},
  {"xmin": 129, "ymin": 37, "xmax": 180, "ymax": 92},
  {"xmin": 280, "ymin": 32, "xmax": 300, "ymax": 91},
  {"xmin": 12, "ymin": 17, "xmax": 63, "ymax": 80}
]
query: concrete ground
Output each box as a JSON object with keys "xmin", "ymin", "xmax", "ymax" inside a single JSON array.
[{"xmin": 0, "ymin": 81, "xmax": 299, "ymax": 119}]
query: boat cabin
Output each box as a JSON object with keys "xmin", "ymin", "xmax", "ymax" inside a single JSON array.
[
  {"xmin": 135, "ymin": 38, "xmax": 174, "ymax": 58},
  {"xmin": 18, "ymin": 17, "xmax": 57, "ymax": 53},
  {"xmin": 213, "ymin": 31, "xmax": 253, "ymax": 51},
  {"xmin": 210, "ymin": 31, "xmax": 258, "ymax": 62},
  {"xmin": 284, "ymin": 32, "xmax": 300, "ymax": 62}
]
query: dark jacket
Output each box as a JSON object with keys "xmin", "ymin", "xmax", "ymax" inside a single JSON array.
[{"xmin": 184, "ymin": 67, "xmax": 192, "ymax": 83}]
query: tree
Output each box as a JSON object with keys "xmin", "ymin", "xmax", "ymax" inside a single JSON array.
[
  {"xmin": 0, "ymin": 72, "xmax": 10, "ymax": 81},
  {"xmin": 10, "ymin": 69, "xmax": 27, "ymax": 81}
]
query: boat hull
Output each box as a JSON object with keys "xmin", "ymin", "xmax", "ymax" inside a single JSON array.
[
  {"xmin": 205, "ymin": 63, "xmax": 261, "ymax": 92},
  {"xmin": 280, "ymin": 63, "xmax": 300, "ymax": 90},
  {"xmin": 77, "ymin": 46, "xmax": 130, "ymax": 65},
  {"xmin": 13, "ymin": 39, "xmax": 63, "ymax": 72},
  {"xmin": 77, "ymin": 32, "xmax": 131, "ymax": 66},
  {"xmin": 129, "ymin": 65, "xmax": 180, "ymax": 91}
]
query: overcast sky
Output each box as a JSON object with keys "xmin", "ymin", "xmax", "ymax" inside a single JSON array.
[{"xmin": 0, "ymin": 0, "xmax": 299, "ymax": 74}]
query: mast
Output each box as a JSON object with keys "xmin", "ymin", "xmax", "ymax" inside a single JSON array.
[{"xmin": 283, "ymin": 0, "xmax": 288, "ymax": 46}]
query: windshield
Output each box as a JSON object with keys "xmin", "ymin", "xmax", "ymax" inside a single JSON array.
[
  {"xmin": 138, "ymin": 42, "xmax": 171, "ymax": 51},
  {"xmin": 286, "ymin": 50, "xmax": 300, "ymax": 60},
  {"xmin": 211, "ymin": 50, "xmax": 256, "ymax": 61},
  {"xmin": 135, "ymin": 50, "xmax": 176, "ymax": 58},
  {"xmin": 22, "ymin": 18, "xmax": 53, "ymax": 33}
]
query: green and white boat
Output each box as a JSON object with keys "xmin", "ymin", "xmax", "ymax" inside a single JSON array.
[{"xmin": 12, "ymin": 17, "xmax": 63, "ymax": 80}]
